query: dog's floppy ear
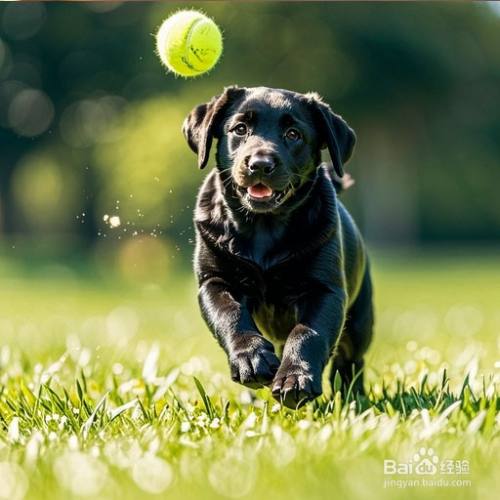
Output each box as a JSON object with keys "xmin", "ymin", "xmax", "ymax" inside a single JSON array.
[
  {"xmin": 306, "ymin": 93, "xmax": 356, "ymax": 178},
  {"xmin": 182, "ymin": 86, "xmax": 245, "ymax": 169}
]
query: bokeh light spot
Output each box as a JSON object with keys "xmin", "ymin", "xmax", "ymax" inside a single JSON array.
[
  {"xmin": 131, "ymin": 454, "xmax": 173, "ymax": 494},
  {"xmin": 53, "ymin": 451, "xmax": 108, "ymax": 497},
  {"xmin": 0, "ymin": 462, "xmax": 29, "ymax": 500},
  {"xmin": 208, "ymin": 454, "xmax": 257, "ymax": 498},
  {"xmin": 1, "ymin": 3, "xmax": 46, "ymax": 41},
  {"xmin": 59, "ymin": 96, "xmax": 126, "ymax": 148},
  {"xmin": 8, "ymin": 89, "xmax": 54, "ymax": 137},
  {"xmin": 118, "ymin": 237, "xmax": 171, "ymax": 284},
  {"xmin": 0, "ymin": 81, "xmax": 27, "ymax": 127},
  {"xmin": 12, "ymin": 154, "xmax": 80, "ymax": 231}
]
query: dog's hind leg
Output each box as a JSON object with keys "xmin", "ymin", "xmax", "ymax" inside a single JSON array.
[{"xmin": 330, "ymin": 267, "xmax": 374, "ymax": 395}]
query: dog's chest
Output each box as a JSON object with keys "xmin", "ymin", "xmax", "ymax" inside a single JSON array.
[
  {"xmin": 235, "ymin": 219, "xmax": 303, "ymax": 343},
  {"xmin": 242, "ymin": 219, "xmax": 286, "ymax": 269},
  {"xmin": 251, "ymin": 301, "xmax": 297, "ymax": 345}
]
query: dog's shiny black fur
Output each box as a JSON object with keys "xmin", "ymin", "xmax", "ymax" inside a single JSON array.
[{"xmin": 183, "ymin": 86, "xmax": 374, "ymax": 408}]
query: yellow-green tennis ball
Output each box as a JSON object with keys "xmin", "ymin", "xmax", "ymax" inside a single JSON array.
[{"xmin": 155, "ymin": 10, "xmax": 223, "ymax": 78}]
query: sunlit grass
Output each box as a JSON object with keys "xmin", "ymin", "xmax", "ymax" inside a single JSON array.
[{"xmin": 0, "ymin": 252, "xmax": 498, "ymax": 499}]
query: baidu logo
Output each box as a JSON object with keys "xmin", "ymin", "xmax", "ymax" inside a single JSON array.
[{"xmin": 383, "ymin": 447, "xmax": 471, "ymax": 489}]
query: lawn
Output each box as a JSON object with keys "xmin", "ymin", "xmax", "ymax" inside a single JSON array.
[{"xmin": 0, "ymin": 251, "xmax": 498, "ymax": 500}]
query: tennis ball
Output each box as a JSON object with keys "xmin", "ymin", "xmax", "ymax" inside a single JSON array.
[{"xmin": 155, "ymin": 10, "xmax": 223, "ymax": 78}]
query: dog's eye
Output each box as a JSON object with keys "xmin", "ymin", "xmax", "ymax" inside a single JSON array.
[
  {"xmin": 233, "ymin": 123, "xmax": 248, "ymax": 136},
  {"xmin": 285, "ymin": 128, "xmax": 301, "ymax": 141}
]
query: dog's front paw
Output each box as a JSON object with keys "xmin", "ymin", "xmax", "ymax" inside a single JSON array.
[
  {"xmin": 271, "ymin": 363, "xmax": 322, "ymax": 409},
  {"xmin": 229, "ymin": 333, "xmax": 280, "ymax": 389}
]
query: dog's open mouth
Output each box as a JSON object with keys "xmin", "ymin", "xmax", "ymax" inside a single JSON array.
[
  {"xmin": 233, "ymin": 181, "xmax": 294, "ymax": 212},
  {"xmin": 247, "ymin": 183, "xmax": 274, "ymax": 200},
  {"xmin": 233, "ymin": 182, "xmax": 295, "ymax": 212}
]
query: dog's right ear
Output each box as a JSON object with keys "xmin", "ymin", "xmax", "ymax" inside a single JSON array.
[{"xmin": 182, "ymin": 86, "xmax": 245, "ymax": 169}]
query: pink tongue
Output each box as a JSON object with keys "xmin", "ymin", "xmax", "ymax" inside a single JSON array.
[{"xmin": 248, "ymin": 184, "xmax": 273, "ymax": 198}]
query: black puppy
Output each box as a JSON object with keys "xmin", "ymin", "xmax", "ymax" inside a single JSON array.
[{"xmin": 183, "ymin": 86, "xmax": 374, "ymax": 408}]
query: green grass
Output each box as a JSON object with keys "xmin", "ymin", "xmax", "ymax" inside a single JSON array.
[{"xmin": 0, "ymin": 252, "xmax": 498, "ymax": 500}]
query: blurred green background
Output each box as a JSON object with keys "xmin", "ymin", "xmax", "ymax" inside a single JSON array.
[{"xmin": 1, "ymin": 1, "xmax": 500, "ymax": 283}]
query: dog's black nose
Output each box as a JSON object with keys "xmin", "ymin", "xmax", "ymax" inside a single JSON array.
[{"xmin": 248, "ymin": 154, "xmax": 276, "ymax": 175}]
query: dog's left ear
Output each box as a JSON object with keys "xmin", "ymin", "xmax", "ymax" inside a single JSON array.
[
  {"xmin": 182, "ymin": 86, "xmax": 246, "ymax": 169},
  {"xmin": 306, "ymin": 93, "xmax": 356, "ymax": 177}
]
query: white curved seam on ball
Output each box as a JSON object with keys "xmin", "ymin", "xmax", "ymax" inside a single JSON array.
[{"xmin": 183, "ymin": 17, "xmax": 205, "ymax": 73}]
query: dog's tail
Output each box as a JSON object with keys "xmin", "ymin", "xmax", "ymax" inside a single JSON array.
[{"xmin": 322, "ymin": 162, "xmax": 355, "ymax": 194}]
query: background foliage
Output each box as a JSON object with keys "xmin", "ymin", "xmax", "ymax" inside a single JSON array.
[{"xmin": 1, "ymin": 2, "xmax": 500, "ymax": 276}]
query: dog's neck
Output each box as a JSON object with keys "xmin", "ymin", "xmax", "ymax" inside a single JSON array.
[
  {"xmin": 208, "ymin": 167, "xmax": 333, "ymax": 268},
  {"xmin": 219, "ymin": 182, "xmax": 292, "ymax": 267},
  {"xmin": 195, "ymin": 166, "xmax": 337, "ymax": 269},
  {"xmin": 244, "ymin": 216, "xmax": 287, "ymax": 266}
]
